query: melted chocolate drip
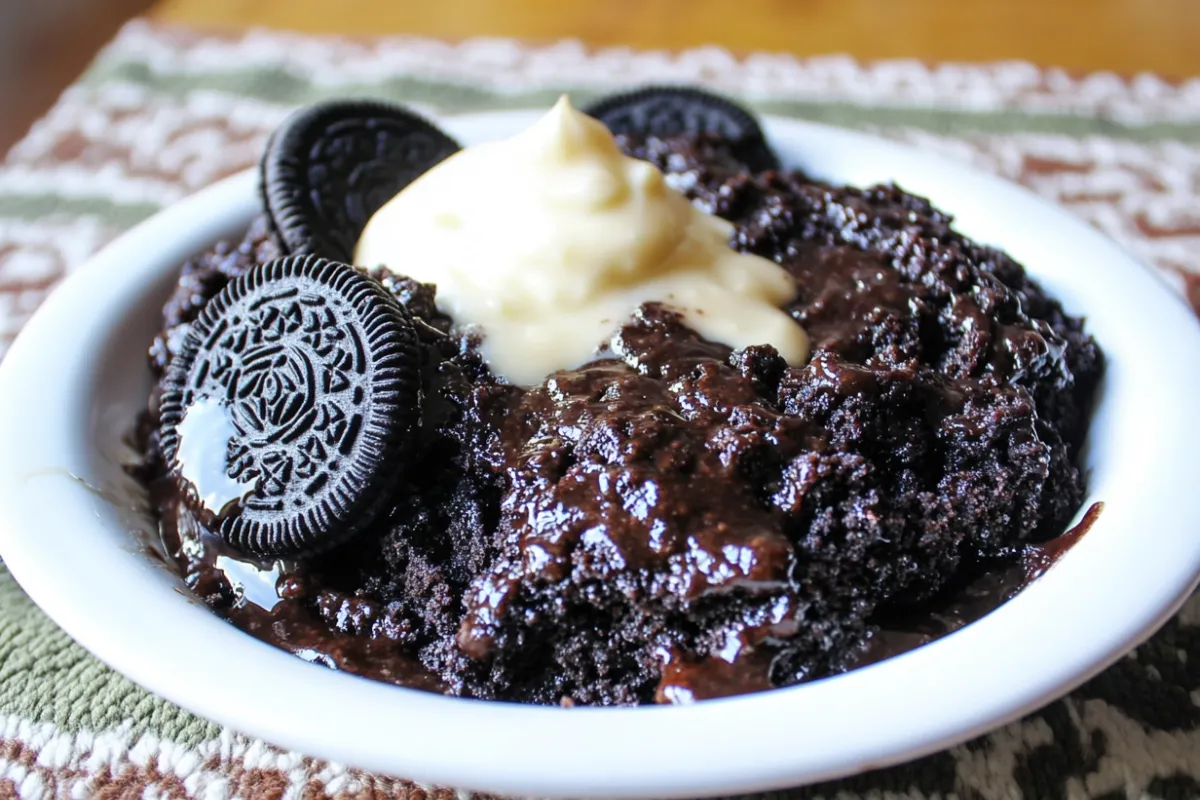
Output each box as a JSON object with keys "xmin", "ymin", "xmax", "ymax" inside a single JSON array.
[{"xmin": 854, "ymin": 502, "xmax": 1104, "ymax": 667}]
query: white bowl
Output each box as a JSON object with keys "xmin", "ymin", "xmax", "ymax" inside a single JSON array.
[{"xmin": 1, "ymin": 111, "xmax": 1199, "ymax": 799}]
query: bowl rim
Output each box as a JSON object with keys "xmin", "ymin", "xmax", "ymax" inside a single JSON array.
[{"xmin": 1, "ymin": 110, "xmax": 1199, "ymax": 798}]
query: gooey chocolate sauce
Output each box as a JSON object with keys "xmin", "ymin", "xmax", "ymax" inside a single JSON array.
[{"xmin": 852, "ymin": 502, "xmax": 1105, "ymax": 672}]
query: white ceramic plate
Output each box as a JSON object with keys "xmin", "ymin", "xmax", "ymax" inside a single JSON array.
[{"xmin": 1, "ymin": 111, "xmax": 1199, "ymax": 799}]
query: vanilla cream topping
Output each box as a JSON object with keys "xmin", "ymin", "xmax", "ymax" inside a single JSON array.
[{"xmin": 355, "ymin": 96, "xmax": 808, "ymax": 386}]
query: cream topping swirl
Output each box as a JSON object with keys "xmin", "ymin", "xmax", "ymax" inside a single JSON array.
[{"xmin": 355, "ymin": 96, "xmax": 808, "ymax": 385}]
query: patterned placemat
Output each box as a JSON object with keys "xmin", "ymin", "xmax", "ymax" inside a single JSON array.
[{"xmin": 2, "ymin": 18, "xmax": 1200, "ymax": 799}]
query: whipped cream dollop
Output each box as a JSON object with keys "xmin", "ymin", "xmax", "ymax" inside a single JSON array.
[{"xmin": 355, "ymin": 96, "xmax": 808, "ymax": 385}]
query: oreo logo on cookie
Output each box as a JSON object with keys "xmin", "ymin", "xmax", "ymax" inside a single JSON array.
[
  {"xmin": 583, "ymin": 85, "xmax": 779, "ymax": 172},
  {"xmin": 159, "ymin": 255, "xmax": 421, "ymax": 557},
  {"xmin": 263, "ymin": 99, "xmax": 461, "ymax": 263}
]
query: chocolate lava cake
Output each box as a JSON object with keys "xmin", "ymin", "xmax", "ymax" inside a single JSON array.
[{"xmin": 131, "ymin": 88, "xmax": 1102, "ymax": 706}]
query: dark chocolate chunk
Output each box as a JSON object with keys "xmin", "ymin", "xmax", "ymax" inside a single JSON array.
[
  {"xmin": 158, "ymin": 254, "xmax": 421, "ymax": 556},
  {"xmin": 583, "ymin": 85, "xmax": 779, "ymax": 172},
  {"xmin": 262, "ymin": 99, "xmax": 460, "ymax": 263}
]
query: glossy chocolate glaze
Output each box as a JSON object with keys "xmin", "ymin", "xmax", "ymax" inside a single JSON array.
[{"xmin": 135, "ymin": 133, "xmax": 1103, "ymax": 705}]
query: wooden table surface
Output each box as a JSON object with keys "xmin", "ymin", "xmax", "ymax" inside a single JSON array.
[
  {"xmin": 152, "ymin": 0, "xmax": 1200, "ymax": 78},
  {"xmin": 3, "ymin": 0, "xmax": 1199, "ymax": 158}
]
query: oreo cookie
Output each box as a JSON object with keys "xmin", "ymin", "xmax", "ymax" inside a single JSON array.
[
  {"xmin": 262, "ymin": 100, "xmax": 461, "ymax": 263},
  {"xmin": 583, "ymin": 86, "xmax": 779, "ymax": 172},
  {"xmin": 158, "ymin": 255, "xmax": 421, "ymax": 557}
]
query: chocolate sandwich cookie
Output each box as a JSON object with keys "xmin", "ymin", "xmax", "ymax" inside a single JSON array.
[
  {"xmin": 583, "ymin": 85, "xmax": 779, "ymax": 172},
  {"xmin": 158, "ymin": 254, "xmax": 421, "ymax": 556},
  {"xmin": 262, "ymin": 99, "xmax": 461, "ymax": 263}
]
